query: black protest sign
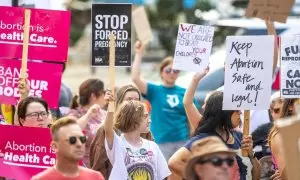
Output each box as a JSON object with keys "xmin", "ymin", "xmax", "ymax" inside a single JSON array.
[
  {"xmin": 281, "ymin": 36, "xmax": 300, "ymax": 98},
  {"xmin": 92, "ymin": 3, "xmax": 131, "ymax": 66},
  {"xmin": 223, "ymin": 36, "xmax": 274, "ymax": 110}
]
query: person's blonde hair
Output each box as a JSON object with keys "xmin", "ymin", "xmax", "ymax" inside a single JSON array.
[
  {"xmin": 159, "ymin": 56, "xmax": 174, "ymax": 73},
  {"xmin": 114, "ymin": 100, "xmax": 145, "ymax": 133},
  {"xmin": 51, "ymin": 116, "xmax": 78, "ymax": 140}
]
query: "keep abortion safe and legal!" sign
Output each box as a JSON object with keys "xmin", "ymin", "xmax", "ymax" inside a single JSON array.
[
  {"xmin": 280, "ymin": 35, "xmax": 300, "ymax": 98},
  {"xmin": 0, "ymin": 59, "xmax": 63, "ymax": 108},
  {"xmin": 0, "ymin": 125, "xmax": 54, "ymax": 180},
  {"xmin": 173, "ymin": 23, "xmax": 214, "ymax": 72},
  {"xmin": 223, "ymin": 36, "xmax": 274, "ymax": 110},
  {"xmin": 0, "ymin": 6, "xmax": 71, "ymax": 62},
  {"xmin": 92, "ymin": 3, "xmax": 131, "ymax": 66}
]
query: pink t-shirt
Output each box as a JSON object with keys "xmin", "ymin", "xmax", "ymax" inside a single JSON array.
[
  {"xmin": 31, "ymin": 167, "xmax": 104, "ymax": 180},
  {"xmin": 68, "ymin": 107, "xmax": 106, "ymax": 167}
]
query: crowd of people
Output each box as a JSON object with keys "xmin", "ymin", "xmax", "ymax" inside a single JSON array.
[{"xmin": 0, "ymin": 40, "xmax": 295, "ymax": 180}]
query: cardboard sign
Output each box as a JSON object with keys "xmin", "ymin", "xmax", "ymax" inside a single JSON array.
[
  {"xmin": 0, "ymin": 59, "xmax": 63, "ymax": 108},
  {"xmin": 132, "ymin": 6, "xmax": 153, "ymax": 44},
  {"xmin": 245, "ymin": 0, "xmax": 295, "ymax": 23},
  {"xmin": 276, "ymin": 114, "xmax": 300, "ymax": 180},
  {"xmin": 0, "ymin": 125, "xmax": 54, "ymax": 179},
  {"xmin": 223, "ymin": 36, "xmax": 274, "ymax": 110},
  {"xmin": 280, "ymin": 36, "xmax": 300, "ymax": 98},
  {"xmin": 0, "ymin": 6, "xmax": 71, "ymax": 62},
  {"xmin": 173, "ymin": 23, "xmax": 214, "ymax": 72},
  {"xmin": 91, "ymin": 3, "xmax": 132, "ymax": 67}
]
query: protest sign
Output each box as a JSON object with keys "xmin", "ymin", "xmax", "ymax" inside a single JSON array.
[
  {"xmin": 223, "ymin": 36, "xmax": 274, "ymax": 110},
  {"xmin": 0, "ymin": 6, "xmax": 71, "ymax": 61},
  {"xmin": 173, "ymin": 23, "xmax": 214, "ymax": 72},
  {"xmin": 0, "ymin": 59, "xmax": 63, "ymax": 108},
  {"xmin": 92, "ymin": 3, "xmax": 131, "ymax": 67},
  {"xmin": 245, "ymin": 0, "xmax": 295, "ymax": 23},
  {"xmin": 280, "ymin": 35, "xmax": 300, "ymax": 98},
  {"xmin": 132, "ymin": 6, "xmax": 153, "ymax": 44},
  {"xmin": 0, "ymin": 125, "xmax": 54, "ymax": 179},
  {"xmin": 276, "ymin": 114, "xmax": 300, "ymax": 180}
]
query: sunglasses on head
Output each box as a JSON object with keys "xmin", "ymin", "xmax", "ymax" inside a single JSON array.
[
  {"xmin": 67, "ymin": 136, "xmax": 87, "ymax": 145},
  {"xmin": 165, "ymin": 68, "xmax": 180, "ymax": 74},
  {"xmin": 198, "ymin": 156, "xmax": 234, "ymax": 167}
]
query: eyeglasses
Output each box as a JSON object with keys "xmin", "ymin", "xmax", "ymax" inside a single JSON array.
[
  {"xmin": 67, "ymin": 136, "xmax": 87, "ymax": 145},
  {"xmin": 198, "ymin": 156, "xmax": 234, "ymax": 167},
  {"xmin": 165, "ymin": 68, "xmax": 180, "ymax": 74},
  {"xmin": 25, "ymin": 111, "xmax": 49, "ymax": 119}
]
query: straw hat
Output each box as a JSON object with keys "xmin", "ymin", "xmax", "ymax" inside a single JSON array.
[{"xmin": 185, "ymin": 136, "xmax": 236, "ymax": 178}]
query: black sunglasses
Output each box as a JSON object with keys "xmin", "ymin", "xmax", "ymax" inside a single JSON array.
[
  {"xmin": 165, "ymin": 68, "xmax": 180, "ymax": 74},
  {"xmin": 198, "ymin": 156, "xmax": 234, "ymax": 167},
  {"xmin": 67, "ymin": 136, "xmax": 87, "ymax": 145}
]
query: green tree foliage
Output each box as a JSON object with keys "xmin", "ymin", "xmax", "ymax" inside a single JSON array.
[{"xmin": 147, "ymin": 0, "xmax": 214, "ymax": 55}]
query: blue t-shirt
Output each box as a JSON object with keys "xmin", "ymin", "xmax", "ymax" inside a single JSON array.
[
  {"xmin": 184, "ymin": 131, "xmax": 253, "ymax": 180},
  {"xmin": 143, "ymin": 83, "xmax": 199, "ymax": 144}
]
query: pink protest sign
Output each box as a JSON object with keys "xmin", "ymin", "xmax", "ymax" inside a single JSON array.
[
  {"xmin": 0, "ymin": 6, "xmax": 71, "ymax": 62},
  {"xmin": 0, "ymin": 125, "xmax": 54, "ymax": 179},
  {"xmin": 0, "ymin": 59, "xmax": 63, "ymax": 108}
]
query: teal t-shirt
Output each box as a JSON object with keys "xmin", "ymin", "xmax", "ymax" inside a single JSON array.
[{"xmin": 143, "ymin": 83, "xmax": 199, "ymax": 144}]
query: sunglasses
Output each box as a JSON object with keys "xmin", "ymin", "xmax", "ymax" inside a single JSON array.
[
  {"xmin": 272, "ymin": 108, "xmax": 280, "ymax": 114},
  {"xmin": 67, "ymin": 136, "xmax": 87, "ymax": 145},
  {"xmin": 198, "ymin": 156, "xmax": 234, "ymax": 167},
  {"xmin": 165, "ymin": 68, "xmax": 180, "ymax": 74}
]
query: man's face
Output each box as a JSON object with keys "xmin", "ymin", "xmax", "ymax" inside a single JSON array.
[
  {"xmin": 194, "ymin": 153, "xmax": 234, "ymax": 180},
  {"xmin": 52, "ymin": 124, "xmax": 86, "ymax": 162},
  {"xmin": 160, "ymin": 64, "xmax": 180, "ymax": 85}
]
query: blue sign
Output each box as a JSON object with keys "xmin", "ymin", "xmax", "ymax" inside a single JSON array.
[
  {"xmin": 183, "ymin": 0, "xmax": 196, "ymax": 9},
  {"xmin": 100, "ymin": 0, "xmax": 144, "ymax": 5}
]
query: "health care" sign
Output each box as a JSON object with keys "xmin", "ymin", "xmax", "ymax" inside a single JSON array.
[
  {"xmin": 0, "ymin": 125, "xmax": 54, "ymax": 179},
  {"xmin": 0, "ymin": 6, "xmax": 71, "ymax": 62}
]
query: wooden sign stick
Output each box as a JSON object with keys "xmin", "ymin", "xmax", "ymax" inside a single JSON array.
[
  {"xmin": 108, "ymin": 34, "xmax": 116, "ymax": 113},
  {"xmin": 20, "ymin": 9, "xmax": 31, "ymax": 100},
  {"xmin": 242, "ymin": 110, "xmax": 250, "ymax": 156},
  {"xmin": 265, "ymin": 16, "xmax": 278, "ymax": 75}
]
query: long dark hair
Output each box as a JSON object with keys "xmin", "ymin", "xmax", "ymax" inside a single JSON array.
[
  {"xmin": 193, "ymin": 91, "xmax": 235, "ymax": 142},
  {"xmin": 70, "ymin": 79, "xmax": 104, "ymax": 109}
]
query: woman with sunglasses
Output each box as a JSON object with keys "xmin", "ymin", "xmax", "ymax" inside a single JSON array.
[
  {"xmin": 169, "ymin": 91, "xmax": 261, "ymax": 180},
  {"xmin": 104, "ymin": 94, "xmax": 170, "ymax": 180},
  {"xmin": 185, "ymin": 136, "xmax": 236, "ymax": 180},
  {"xmin": 68, "ymin": 78, "xmax": 107, "ymax": 168},
  {"xmin": 268, "ymin": 98, "xmax": 297, "ymax": 180},
  {"xmin": 89, "ymin": 85, "xmax": 153, "ymax": 179},
  {"xmin": 131, "ymin": 41, "xmax": 199, "ymax": 161}
]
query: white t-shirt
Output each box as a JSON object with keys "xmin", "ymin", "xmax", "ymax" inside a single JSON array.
[{"xmin": 105, "ymin": 132, "xmax": 171, "ymax": 180}]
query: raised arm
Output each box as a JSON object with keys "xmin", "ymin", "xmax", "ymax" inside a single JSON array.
[
  {"xmin": 183, "ymin": 67, "xmax": 209, "ymax": 129},
  {"xmin": 131, "ymin": 41, "xmax": 147, "ymax": 95},
  {"xmin": 168, "ymin": 147, "xmax": 192, "ymax": 178},
  {"xmin": 103, "ymin": 91, "xmax": 115, "ymax": 149},
  {"xmin": 76, "ymin": 104, "xmax": 101, "ymax": 130}
]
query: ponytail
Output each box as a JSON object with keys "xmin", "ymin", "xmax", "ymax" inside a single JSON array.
[{"xmin": 70, "ymin": 95, "xmax": 79, "ymax": 109}]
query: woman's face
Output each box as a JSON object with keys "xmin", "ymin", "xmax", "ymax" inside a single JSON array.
[
  {"xmin": 21, "ymin": 102, "xmax": 49, "ymax": 128},
  {"xmin": 160, "ymin": 64, "xmax": 179, "ymax": 86},
  {"xmin": 92, "ymin": 92, "xmax": 106, "ymax": 108},
  {"xmin": 123, "ymin": 90, "xmax": 140, "ymax": 102},
  {"xmin": 231, "ymin": 111, "xmax": 242, "ymax": 128},
  {"xmin": 194, "ymin": 153, "xmax": 233, "ymax": 180}
]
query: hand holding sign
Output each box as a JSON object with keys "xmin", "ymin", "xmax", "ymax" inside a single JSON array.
[
  {"xmin": 18, "ymin": 77, "xmax": 30, "ymax": 99},
  {"xmin": 192, "ymin": 66, "xmax": 209, "ymax": 82}
]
